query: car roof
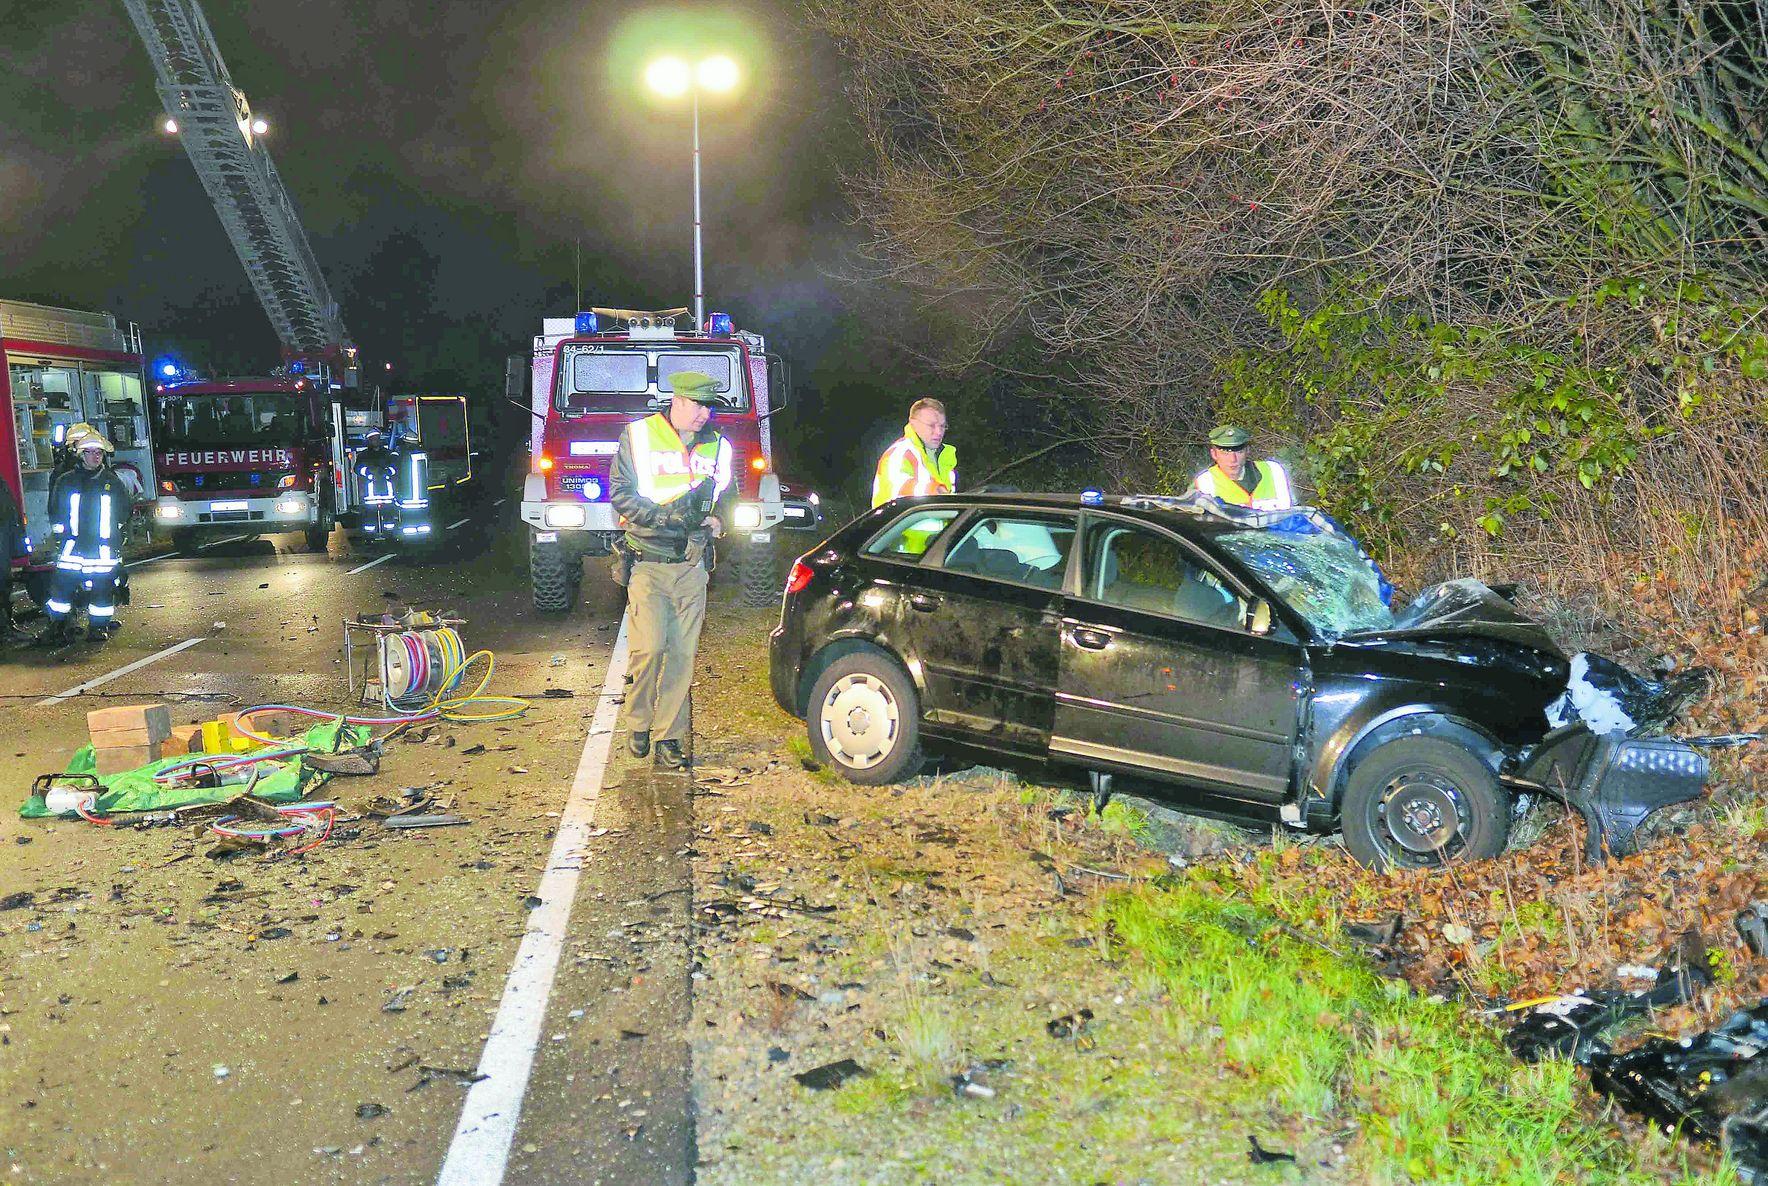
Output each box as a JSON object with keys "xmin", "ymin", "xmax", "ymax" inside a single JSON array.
[{"xmin": 899, "ymin": 491, "xmax": 1316, "ymax": 534}]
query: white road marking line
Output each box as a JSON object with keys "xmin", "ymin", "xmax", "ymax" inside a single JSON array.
[
  {"xmin": 436, "ymin": 616, "xmax": 632, "ymax": 1186},
  {"xmin": 34, "ymin": 636, "xmax": 207, "ymax": 707},
  {"xmin": 126, "ymin": 551, "xmax": 182, "ymax": 568},
  {"xmin": 346, "ymin": 552, "xmax": 396, "ymax": 575},
  {"xmin": 198, "ymin": 534, "xmax": 248, "ymax": 549},
  {"xmin": 492, "ymin": 498, "xmax": 506, "ymax": 507},
  {"xmin": 446, "ymin": 517, "xmax": 470, "ymax": 530}
]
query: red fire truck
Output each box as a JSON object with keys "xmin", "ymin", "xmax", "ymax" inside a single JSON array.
[
  {"xmin": 522, "ymin": 308, "xmax": 822, "ymax": 610},
  {"xmin": 1, "ymin": 299, "xmax": 156, "ymax": 605},
  {"xmin": 149, "ymin": 372, "xmax": 345, "ymax": 552}
]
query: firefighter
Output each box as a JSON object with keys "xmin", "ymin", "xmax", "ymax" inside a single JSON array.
[
  {"xmin": 872, "ymin": 398, "xmax": 957, "ymax": 507},
  {"xmin": 390, "ymin": 421, "xmax": 431, "ymax": 539},
  {"xmin": 41, "ymin": 433, "xmax": 130, "ymax": 644},
  {"xmin": 1193, "ymin": 424, "xmax": 1295, "ymax": 511},
  {"xmin": 353, "ymin": 429, "xmax": 399, "ymax": 539},
  {"xmin": 609, "ymin": 371, "xmax": 735, "ymax": 770}
]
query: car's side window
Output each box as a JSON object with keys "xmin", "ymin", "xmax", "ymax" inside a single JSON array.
[
  {"xmin": 938, "ymin": 514, "xmax": 1076, "ymax": 590},
  {"xmin": 863, "ymin": 509, "xmax": 961, "ymax": 560},
  {"xmin": 1086, "ymin": 523, "xmax": 1246, "ymax": 628}
]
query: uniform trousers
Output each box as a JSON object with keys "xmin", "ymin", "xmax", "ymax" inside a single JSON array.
[{"xmin": 624, "ymin": 557, "xmax": 709, "ymax": 742}]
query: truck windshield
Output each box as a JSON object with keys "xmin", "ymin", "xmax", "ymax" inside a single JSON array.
[
  {"xmin": 158, "ymin": 392, "xmax": 309, "ymax": 446},
  {"xmin": 557, "ymin": 346, "xmax": 749, "ymax": 414}
]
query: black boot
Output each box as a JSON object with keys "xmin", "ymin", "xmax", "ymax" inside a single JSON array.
[
  {"xmin": 86, "ymin": 621, "xmax": 111, "ymax": 642},
  {"xmin": 627, "ymin": 730, "xmax": 651, "ymax": 759},
  {"xmin": 37, "ymin": 619, "xmax": 69, "ymax": 647},
  {"xmin": 654, "ymin": 739, "xmax": 688, "ymax": 770}
]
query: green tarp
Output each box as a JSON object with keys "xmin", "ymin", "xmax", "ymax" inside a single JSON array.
[{"xmin": 19, "ymin": 721, "xmax": 370, "ymax": 819}]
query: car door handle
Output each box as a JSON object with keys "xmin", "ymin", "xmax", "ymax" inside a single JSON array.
[
  {"xmin": 1069, "ymin": 626, "xmax": 1112, "ymax": 650},
  {"xmin": 908, "ymin": 592, "xmax": 941, "ymax": 613}
]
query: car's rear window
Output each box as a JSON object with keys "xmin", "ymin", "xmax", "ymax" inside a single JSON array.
[{"xmin": 864, "ymin": 509, "xmax": 960, "ymax": 560}]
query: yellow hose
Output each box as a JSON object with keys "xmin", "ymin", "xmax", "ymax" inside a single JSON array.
[{"xmin": 420, "ymin": 648, "xmax": 529, "ymax": 722}]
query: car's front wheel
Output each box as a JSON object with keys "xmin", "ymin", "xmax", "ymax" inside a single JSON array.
[
  {"xmin": 806, "ymin": 651, "xmax": 924, "ymax": 785},
  {"xmin": 1340, "ymin": 737, "xmax": 1509, "ymax": 871}
]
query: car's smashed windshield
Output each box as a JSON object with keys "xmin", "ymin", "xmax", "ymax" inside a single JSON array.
[{"xmin": 1214, "ymin": 524, "xmax": 1395, "ymax": 639}]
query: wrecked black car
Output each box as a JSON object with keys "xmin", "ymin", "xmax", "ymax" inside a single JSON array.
[{"xmin": 769, "ymin": 492, "xmax": 1710, "ymax": 869}]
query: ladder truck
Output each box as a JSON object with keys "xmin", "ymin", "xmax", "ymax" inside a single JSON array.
[{"xmin": 123, "ymin": 0, "xmax": 444, "ymax": 551}]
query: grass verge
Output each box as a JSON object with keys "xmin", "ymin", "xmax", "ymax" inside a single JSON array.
[{"xmin": 1106, "ymin": 875, "xmax": 1737, "ymax": 1185}]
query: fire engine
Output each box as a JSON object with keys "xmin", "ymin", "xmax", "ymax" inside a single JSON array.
[
  {"xmin": 522, "ymin": 307, "xmax": 822, "ymax": 610},
  {"xmin": 125, "ymin": 0, "xmax": 464, "ymax": 554},
  {"xmin": 1, "ymin": 299, "xmax": 156, "ymax": 605}
]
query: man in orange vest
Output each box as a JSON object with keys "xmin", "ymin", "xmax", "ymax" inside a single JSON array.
[
  {"xmin": 872, "ymin": 398, "xmax": 958, "ymax": 507},
  {"xmin": 1193, "ymin": 424, "xmax": 1295, "ymax": 510}
]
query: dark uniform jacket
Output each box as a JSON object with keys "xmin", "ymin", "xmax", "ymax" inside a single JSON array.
[
  {"xmin": 608, "ymin": 422, "xmax": 738, "ymax": 563},
  {"xmin": 51, "ymin": 464, "xmax": 131, "ymax": 555},
  {"xmin": 0, "ymin": 477, "xmax": 26, "ymax": 563}
]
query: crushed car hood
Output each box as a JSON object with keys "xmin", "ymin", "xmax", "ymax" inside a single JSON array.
[{"xmin": 1344, "ymin": 577, "xmax": 1562, "ymax": 652}]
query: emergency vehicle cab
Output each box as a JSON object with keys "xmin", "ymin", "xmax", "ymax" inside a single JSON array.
[
  {"xmin": 522, "ymin": 308, "xmax": 821, "ymax": 610},
  {"xmin": 1, "ymin": 299, "xmax": 156, "ymax": 605}
]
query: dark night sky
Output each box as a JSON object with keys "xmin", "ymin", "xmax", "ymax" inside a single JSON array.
[{"xmin": 0, "ymin": 0, "xmax": 907, "ymax": 491}]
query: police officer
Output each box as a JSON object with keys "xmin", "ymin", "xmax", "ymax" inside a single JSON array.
[
  {"xmin": 872, "ymin": 397, "xmax": 957, "ymax": 507},
  {"xmin": 1193, "ymin": 424, "xmax": 1295, "ymax": 510},
  {"xmin": 609, "ymin": 371, "xmax": 735, "ymax": 770},
  {"xmin": 42, "ymin": 432, "xmax": 130, "ymax": 643}
]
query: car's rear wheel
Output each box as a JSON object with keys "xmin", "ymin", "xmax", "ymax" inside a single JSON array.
[
  {"xmin": 806, "ymin": 651, "xmax": 924, "ymax": 785},
  {"xmin": 1340, "ymin": 737, "xmax": 1508, "ymax": 871}
]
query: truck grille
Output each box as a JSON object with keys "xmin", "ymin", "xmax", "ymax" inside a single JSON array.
[{"xmin": 170, "ymin": 471, "xmax": 289, "ymax": 493}]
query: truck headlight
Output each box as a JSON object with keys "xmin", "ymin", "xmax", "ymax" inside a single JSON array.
[
  {"xmin": 275, "ymin": 496, "xmax": 306, "ymax": 515},
  {"xmin": 543, "ymin": 504, "xmax": 587, "ymax": 529},
  {"xmin": 155, "ymin": 502, "xmax": 184, "ymax": 520},
  {"xmin": 733, "ymin": 504, "xmax": 762, "ymax": 530}
]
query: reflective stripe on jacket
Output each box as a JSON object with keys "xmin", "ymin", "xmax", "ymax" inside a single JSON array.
[
  {"xmin": 1194, "ymin": 459, "xmax": 1294, "ymax": 511},
  {"xmin": 872, "ymin": 425, "xmax": 957, "ymax": 507}
]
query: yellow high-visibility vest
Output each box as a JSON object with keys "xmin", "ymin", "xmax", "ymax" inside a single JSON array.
[
  {"xmin": 628, "ymin": 413, "xmax": 732, "ymax": 505},
  {"xmin": 872, "ymin": 425, "xmax": 957, "ymax": 507},
  {"xmin": 1194, "ymin": 459, "xmax": 1294, "ymax": 510}
]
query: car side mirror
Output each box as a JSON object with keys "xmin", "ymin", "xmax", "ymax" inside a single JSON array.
[{"xmin": 1246, "ymin": 598, "xmax": 1274, "ymax": 636}]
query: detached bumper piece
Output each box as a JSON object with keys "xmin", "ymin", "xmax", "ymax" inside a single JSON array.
[{"xmin": 1512, "ymin": 723, "xmax": 1707, "ymax": 861}]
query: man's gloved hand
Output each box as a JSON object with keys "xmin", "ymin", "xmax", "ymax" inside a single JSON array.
[{"xmin": 665, "ymin": 479, "xmax": 716, "ymax": 529}]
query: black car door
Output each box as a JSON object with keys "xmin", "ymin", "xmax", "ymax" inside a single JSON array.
[
  {"xmin": 901, "ymin": 509, "xmax": 1078, "ymax": 758},
  {"xmin": 1051, "ymin": 515, "xmax": 1305, "ymax": 804}
]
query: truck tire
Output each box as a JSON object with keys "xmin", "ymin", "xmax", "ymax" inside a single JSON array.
[
  {"xmin": 737, "ymin": 540, "xmax": 784, "ymax": 608},
  {"xmin": 531, "ymin": 538, "xmax": 577, "ymax": 613},
  {"xmin": 1340, "ymin": 737, "xmax": 1509, "ymax": 871},
  {"xmin": 303, "ymin": 511, "xmax": 333, "ymax": 553}
]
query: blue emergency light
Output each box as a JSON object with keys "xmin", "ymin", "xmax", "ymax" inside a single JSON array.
[
  {"xmin": 289, "ymin": 360, "xmax": 306, "ymax": 374},
  {"xmin": 1081, "ymin": 488, "xmax": 1105, "ymax": 505},
  {"xmin": 154, "ymin": 356, "xmax": 182, "ymax": 380},
  {"xmin": 575, "ymin": 312, "xmax": 599, "ymax": 335},
  {"xmin": 580, "ymin": 477, "xmax": 605, "ymax": 501},
  {"xmin": 706, "ymin": 312, "xmax": 734, "ymax": 336}
]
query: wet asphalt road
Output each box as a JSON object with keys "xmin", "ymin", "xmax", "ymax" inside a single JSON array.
[{"xmin": 0, "ymin": 497, "xmax": 695, "ymax": 1185}]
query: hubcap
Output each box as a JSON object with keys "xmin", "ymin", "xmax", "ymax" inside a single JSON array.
[
  {"xmin": 1377, "ymin": 770, "xmax": 1469, "ymax": 858},
  {"xmin": 819, "ymin": 673, "xmax": 899, "ymax": 769}
]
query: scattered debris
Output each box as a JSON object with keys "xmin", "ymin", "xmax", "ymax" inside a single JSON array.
[
  {"xmin": 382, "ymin": 814, "xmax": 468, "ymax": 830},
  {"xmin": 793, "ymin": 1058, "xmax": 871, "ymax": 1091},
  {"xmin": 355, "ymin": 1102, "xmax": 390, "ymax": 1120},
  {"xmin": 1246, "ymin": 1135, "xmax": 1296, "ymax": 1165},
  {"xmin": 382, "ymin": 987, "xmax": 414, "ymax": 1013},
  {"xmin": 0, "ymin": 891, "xmax": 34, "ymax": 911},
  {"xmin": 1045, "ymin": 1008, "xmax": 1094, "ymax": 1041}
]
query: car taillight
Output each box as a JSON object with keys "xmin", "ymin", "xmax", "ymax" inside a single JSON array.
[{"xmin": 785, "ymin": 560, "xmax": 813, "ymax": 595}]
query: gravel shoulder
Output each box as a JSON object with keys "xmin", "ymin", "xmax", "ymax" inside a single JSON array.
[{"xmin": 685, "ymin": 604, "xmax": 1350, "ymax": 1185}]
